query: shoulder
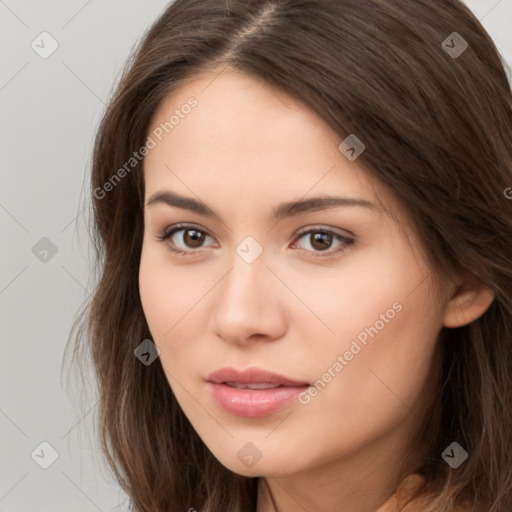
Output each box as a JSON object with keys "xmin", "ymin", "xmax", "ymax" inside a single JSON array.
[
  {"xmin": 376, "ymin": 474, "xmax": 426, "ymax": 511},
  {"xmin": 377, "ymin": 474, "xmax": 473, "ymax": 512}
]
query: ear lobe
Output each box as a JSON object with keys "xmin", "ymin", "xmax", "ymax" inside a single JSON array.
[{"xmin": 442, "ymin": 278, "xmax": 495, "ymax": 328}]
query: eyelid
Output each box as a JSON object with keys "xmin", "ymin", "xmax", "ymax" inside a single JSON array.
[
  {"xmin": 290, "ymin": 226, "xmax": 354, "ymax": 258},
  {"xmin": 293, "ymin": 224, "xmax": 354, "ymax": 241},
  {"xmin": 156, "ymin": 222, "xmax": 355, "ymax": 258},
  {"xmin": 155, "ymin": 222, "xmax": 217, "ymax": 254}
]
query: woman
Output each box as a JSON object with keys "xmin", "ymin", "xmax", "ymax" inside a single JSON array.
[{"xmin": 65, "ymin": 0, "xmax": 512, "ymax": 510}]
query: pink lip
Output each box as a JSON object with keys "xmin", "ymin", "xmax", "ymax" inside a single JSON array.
[{"xmin": 206, "ymin": 367, "xmax": 309, "ymax": 418}]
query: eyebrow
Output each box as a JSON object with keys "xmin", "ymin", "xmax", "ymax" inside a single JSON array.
[{"xmin": 145, "ymin": 190, "xmax": 378, "ymax": 222}]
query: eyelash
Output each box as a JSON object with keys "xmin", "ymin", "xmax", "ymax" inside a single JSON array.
[{"xmin": 155, "ymin": 223, "xmax": 355, "ymax": 259}]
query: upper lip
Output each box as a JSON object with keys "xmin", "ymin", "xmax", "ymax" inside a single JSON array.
[{"xmin": 207, "ymin": 367, "xmax": 309, "ymax": 387}]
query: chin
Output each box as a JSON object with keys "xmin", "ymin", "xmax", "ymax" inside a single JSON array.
[{"xmin": 210, "ymin": 448, "xmax": 305, "ymax": 479}]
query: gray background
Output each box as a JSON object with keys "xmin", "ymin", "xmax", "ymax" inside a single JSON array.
[{"xmin": 1, "ymin": 1, "xmax": 511, "ymax": 510}]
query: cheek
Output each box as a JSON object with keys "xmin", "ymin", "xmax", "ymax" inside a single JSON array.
[
  {"xmin": 138, "ymin": 243, "xmax": 216, "ymax": 366},
  {"xmin": 290, "ymin": 245, "xmax": 409, "ymax": 345},
  {"xmin": 300, "ymin": 278, "xmax": 442, "ymax": 443},
  {"xmin": 296, "ymin": 249, "xmax": 442, "ymax": 429},
  {"xmin": 139, "ymin": 246, "xmax": 186, "ymax": 360},
  {"xmin": 139, "ymin": 241, "xmax": 192, "ymax": 334},
  {"xmin": 139, "ymin": 247, "xmax": 168, "ymax": 336}
]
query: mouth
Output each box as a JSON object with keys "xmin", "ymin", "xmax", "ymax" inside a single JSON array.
[
  {"xmin": 223, "ymin": 382, "xmax": 291, "ymax": 389},
  {"xmin": 206, "ymin": 367, "xmax": 310, "ymax": 417},
  {"xmin": 207, "ymin": 366, "xmax": 309, "ymax": 387}
]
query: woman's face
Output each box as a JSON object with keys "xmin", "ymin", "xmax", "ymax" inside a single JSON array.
[{"xmin": 139, "ymin": 69, "xmax": 449, "ymax": 480}]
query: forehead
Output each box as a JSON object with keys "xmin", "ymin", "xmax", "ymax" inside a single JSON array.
[
  {"xmin": 148, "ymin": 69, "xmax": 342, "ymax": 159},
  {"xmin": 146, "ymin": 70, "xmax": 372, "ymax": 191},
  {"xmin": 143, "ymin": 69, "xmax": 414, "ymax": 233}
]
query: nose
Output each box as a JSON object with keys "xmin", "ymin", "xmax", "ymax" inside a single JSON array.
[{"xmin": 211, "ymin": 245, "xmax": 287, "ymax": 346}]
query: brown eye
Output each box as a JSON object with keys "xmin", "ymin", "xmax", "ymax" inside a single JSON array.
[
  {"xmin": 292, "ymin": 227, "xmax": 354, "ymax": 258},
  {"xmin": 182, "ymin": 229, "xmax": 206, "ymax": 248},
  {"xmin": 156, "ymin": 224, "xmax": 215, "ymax": 255},
  {"xmin": 309, "ymin": 231, "xmax": 334, "ymax": 251}
]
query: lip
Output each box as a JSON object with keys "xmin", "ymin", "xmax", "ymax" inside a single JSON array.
[{"xmin": 206, "ymin": 367, "xmax": 310, "ymax": 417}]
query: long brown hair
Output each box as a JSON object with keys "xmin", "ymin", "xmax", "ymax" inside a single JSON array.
[{"xmin": 63, "ymin": 0, "xmax": 512, "ymax": 510}]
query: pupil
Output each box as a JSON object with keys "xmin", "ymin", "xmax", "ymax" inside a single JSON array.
[
  {"xmin": 185, "ymin": 230, "xmax": 204, "ymax": 247},
  {"xmin": 181, "ymin": 230, "xmax": 333, "ymax": 251},
  {"xmin": 312, "ymin": 232, "xmax": 332, "ymax": 251}
]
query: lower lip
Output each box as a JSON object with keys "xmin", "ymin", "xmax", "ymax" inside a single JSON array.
[{"xmin": 208, "ymin": 383, "xmax": 308, "ymax": 417}]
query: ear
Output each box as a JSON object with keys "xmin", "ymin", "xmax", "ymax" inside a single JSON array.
[{"xmin": 442, "ymin": 274, "xmax": 495, "ymax": 328}]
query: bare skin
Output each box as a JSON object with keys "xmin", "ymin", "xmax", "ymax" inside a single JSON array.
[{"xmin": 138, "ymin": 68, "xmax": 495, "ymax": 512}]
